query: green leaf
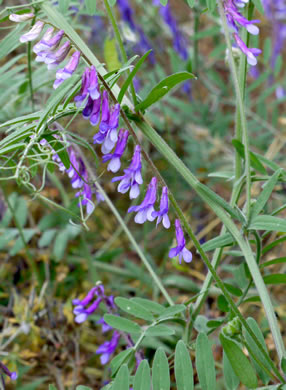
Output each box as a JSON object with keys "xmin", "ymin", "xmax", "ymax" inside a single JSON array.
[
  {"xmin": 15, "ymin": 196, "xmax": 28, "ymax": 228},
  {"xmin": 135, "ymin": 72, "xmax": 195, "ymax": 111},
  {"xmin": 263, "ymin": 274, "xmax": 286, "ymax": 285},
  {"xmin": 260, "ymin": 257, "xmax": 286, "ymax": 269},
  {"xmin": 113, "ymin": 364, "xmax": 129, "ymax": 390},
  {"xmin": 104, "ymin": 38, "xmax": 121, "ymax": 72},
  {"xmin": 85, "ymin": 0, "xmax": 97, "ymax": 14},
  {"xmin": 145, "ymin": 325, "xmax": 175, "ymax": 337},
  {"xmin": 114, "ymin": 297, "xmax": 154, "ymax": 321},
  {"xmin": 217, "ymin": 295, "xmax": 230, "ymax": 312},
  {"xmin": 109, "ymin": 0, "xmax": 117, "ymax": 5},
  {"xmin": 202, "ymin": 233, "xmax": 234, "ymax": 251},
  {"xmin": 158, "ymin": 304, "xmax": 186, "ymax": 320},
  {"xmin": 49, "ymin": 385, "xmax": 57, "ymax": 390},
  {"xmin": 249, "ymin": 215, "xmax": 286, "ymax": 233},
  {"xmin": 41, "ymin": 134, "xmax": 70, "ymax": 169},
  {"xmin": 223, "ymin": 352, "xmax": 239, "ymax": 390},
  {"xmin": 244, "ymin": 318, "xmax": 271, "ymax": 385},
  {"xmin": 160, "ymin": 0, "xmax": 168, "ymax": 5},
  {"xmin": 250, "ymin": 169, "xmax": 282, "ymax": 220},
  {"xmin": 118, "ymin": 50, "xmax": 152, "ymax": 104},
  {"xmin": 104, "ymin": 314, "xmax": 141, "ymax": 334},
  {"xmin": 175, "ymin": 340, "xmax": 194, "ymax": 390},
  {"xmin": 38, "ymin": 229, "xmax": 57, "ymax": 248},
  {"xmin": 220, "ymin": 333, "xmax": 258, "ymax": 389},
  {"xmin": 232, "ymin": 139, "xmax": 267, "ymax": 175},
  {"xmin": 196, "ymin": 333, "xmax": 216, "ymax": 390},
  {"xmin": 53, "ymin": 229, "xmax": 69, "ymax": 261},
  {"xmin": 206, "ymin": 0, "xmax": 216, "ymax": 13},
  {"xmin": 111, "ymin": 349, "xmax": 134, "ymax": 376},
  {"xmin": 0, "ymin": 142, "xmax": 26, "ymax": 156},
  {"xmin": 76, "ymin": 387, "xmax": 92, "ymax": 390},
  {"xmin": 0, "ymin": 24, "xmax": 25, "ymax": 61},
  {"xmin": 59, "ymin": 0, "xmax": 70, "ymax": 14},
  {"xmin": 134, "ymin": 360, "xmax": 151, "ymax": 390},
  {"xmin": 223, "ymin": 283, "xmax": 243, "ymax": 297},
  {"xmin": 9, "ymin": 229, "xmax": 36, "ymax": 256},
  {"xmin": 152, "ymin": 348, "xmax": 170, "ymax": 390},
  {"xmin": 131, "ymin": 298, "xmax": 165, "ymax": 314}
]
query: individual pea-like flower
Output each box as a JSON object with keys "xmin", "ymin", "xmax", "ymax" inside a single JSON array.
[
  {"xmin": 152, "ymin": 186, "xmax": 170, "ymax": 229},
  {"xmin": 128, "ymin": 177, "xmax": 157, "ymax": 224},
  {"xmin": 88, "ymin": 65, "xmax": 100, "ymax": 100},
  {"xmin": 45, "ymin": 41, "xmax": 71, "ymax": 70},
  {"xmin": 75, "ymin": 176, "xmax": 95, "ymax": 215},
  {"xmin": 102, "ymin": 129, "xmax": 129, "ymax": 173},
  {"xmin": 169, "ymin": 219, "xmax": 192, "ymax": 264},
  {"xmin": 90, "ymin": 96, "xmax": 102, "ymax": 126},
  {"xmin": 233, "ymin": 33, "xmax": 261, "ymax": 66},
  {"xmin": 224, "ymin": 0, "xmax": 260, "ymax": 35},
  {"xmin": 33, "ymin": 29, "xmax": 64, "ymax": 62},
  {"xmin": 9, "ymin": 12, "xmax": 34, "ymax": 22},
  {"xmin": 72, "ymin": 285, "xmax": 105, "ymax": 323},
  {"xmin": 53, "ymin": 51, "xmax": 81, "ymax": 89},
  {"xmin": 112, "ymin": 144, "xmax": 143, "ymax": 199},
  {"xmin": 0, "ymin": 361, "xmax": 17, "ymax": 381},
  {"xmin": 93, "ymin": 91, "xmax": 120, "ymax": 154},
  {"xmin": 97, "ymin": 318, "xmax": 113, "ymax": 333},
  {"xmin": 96, "ymin": 331, "xmax": 121, "ymax": 365},
  {"xmin": 74, "ymin": 67, "xmax": 90, "ymax": 107},
  {"xmin": 20, "ymin": 21, "xmax": 44, "ymax": 43}
]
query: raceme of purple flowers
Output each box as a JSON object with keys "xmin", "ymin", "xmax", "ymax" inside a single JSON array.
[
  {"xmin": 223, "ymin": 0, "xmax": 261, "ymax": 66},
  {"xmin": 16, "ymin": 18, "xmax": 192, "ymax": 264},
  {"xmin": 72, "ymin": 285, "xmax": 120, "ymax": 364},
  {"xmin": 17, "ymin": 19, "xmax": 81, "ymax": 89}
]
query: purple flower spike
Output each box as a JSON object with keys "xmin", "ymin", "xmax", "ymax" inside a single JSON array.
[
  {"xmin": 74, "ymin": 297, "xmax": 102, "ymax": 323},
  {"xmin": 102, "ymin": 129, "xmax": 129, "ymax": 173},
  {"xmin": 34, "ymin": 29, "xmax": 64, "ymax": 62},
  {"xmin": 9, "ymin": 13, "xmax": 34, "ymax": 22},
  {"xmin": 46, "ymin": 41, "xmax": 71, "ymax": 70},
  {"xmin": 88, "ymin": 65, "xmax": 100, "ymax": 100},
  {"xmin": 53, "ymin": 51, "xmax": 81, "ymax": 89},
  {"xmin": 152, "ymin": 186, "xmax": 170, "ymax": 229},
  {"xmin": 20, "ymin": 21, "xmax": 44, "ymax": 43},
  {"xmin": 234, "ymin": 33, "xmax": 262, "ymax": 66},
  {"xmin": 74, "ymin": 67, "xmax": 90, "ymax": 107},
  {"xmin": 72, "ymin": 286, "xmax": 97, "ymax": 306},
  {"xmin": 112, "ymin": 144, "xmax": 143, "ymax": 199},
  {"xmin": 96, "ymin": 331, "xmax": 120, "ymax": 365},
  {"xmin": 101, "ymin": 103, "xmax": 120, "ymax": 154},
  {"xmin": 128, "ymin": 177, "xmax": 158, "ymax": 224},
  {"xmin": 90, "ymin": 96, "xmax": 102, "ymax": 126},
  {"xmin": 169, "ymin": 219, "xmax": 192, "ymax": 264}
]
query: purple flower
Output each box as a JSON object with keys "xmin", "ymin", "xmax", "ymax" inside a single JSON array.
[
  {"xmin": 75, "ymin": 176, "xmax": 95, "ymax": 215},
  {"xmin": 102, "ymin": 129, "xmax": 129, "ymax": 173},
  {"xmin": 34, "ymin": 29, "xmax": 64, "ymax": 62},
  {"xmin": 9, "ymin": 13, "xmax": 34, "ymax": 22},
  {"xmin": 0, "ymin": 361, "xmax": 17, "ymax": 381},
  {"xmin": 234, "ymin": 33, "xmax": 261, "ymax": 66},
  {"xmin": 112, "ymin": 144, "xmax": 143, "ymax": 199},
  {"xmin": 88, "ymin": 65, "xmax": 100, "ymax": 100},
  {"xmin": 20, "ymin": 21, "xmax": 44, "ymax": 43},
  {"xmin": 224, "ymin": 0, "xmax": 260, "ymax": 35},
  {"xmin": 72, "ymin": 285, "xmax": 105, "ymax": 323},
  {"xmin": 93, "ymin": 91, "xmax": 120, "ymax": 154},
  {"xmin": 128, "ymin": 177, "xmax": 157, "ymax": 224},
  {"xmin": 75, "ymin": 67, "xmax": 90, "ymax": 107},
  {"xmin": 152, "ymin": 186, "xmax": 170, "ymax": 229},
  {"xmin": 96, "ymin": 331, "xmax": 120, "ymax": 365},
  {"xmin": 45, "ymin": 41, "xmax": 71, "ymax": 70},
  {"xmin": 90, "ymin": 95, "xmax": 102, "ymax": 126},
  {"xmin": 169, "ymin": 219, "xmax": 192, "ymax": 264},
  {"xmin": 53, "ymin": 51, "xmax": 81, "ymax": 89}
]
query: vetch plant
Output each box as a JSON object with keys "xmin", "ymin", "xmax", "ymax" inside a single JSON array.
[{"xmin": 0, "ymin": 0, "xmax": 286, "ymax": 388}]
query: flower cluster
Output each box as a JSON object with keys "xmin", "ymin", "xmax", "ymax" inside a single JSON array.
[
  {"xmin": 223, "ymin": 0, "xmax": 261, "ymax": 65},
  {"xmin": 16, "ymin": 18, "xmax": 80, "ymax": 89},
  {"xmin": 72, "ymin": 284, "xmax": 121, "ymax": 364},
  {"xmin": 16, "ymin": 17, "xmax": 192, "ymax": 264}
]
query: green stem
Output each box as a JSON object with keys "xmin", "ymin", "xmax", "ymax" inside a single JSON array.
[
  {"xmin": 102, "ymin": 0, "xmax": 137, "ymax": 106},
  {"xmin": 27, "ymin": 41, "xmax": 35, "ymax": 111},
  {"xmin": 217, "ymin": 0, "xmax": 252, "ymax": 220}
]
